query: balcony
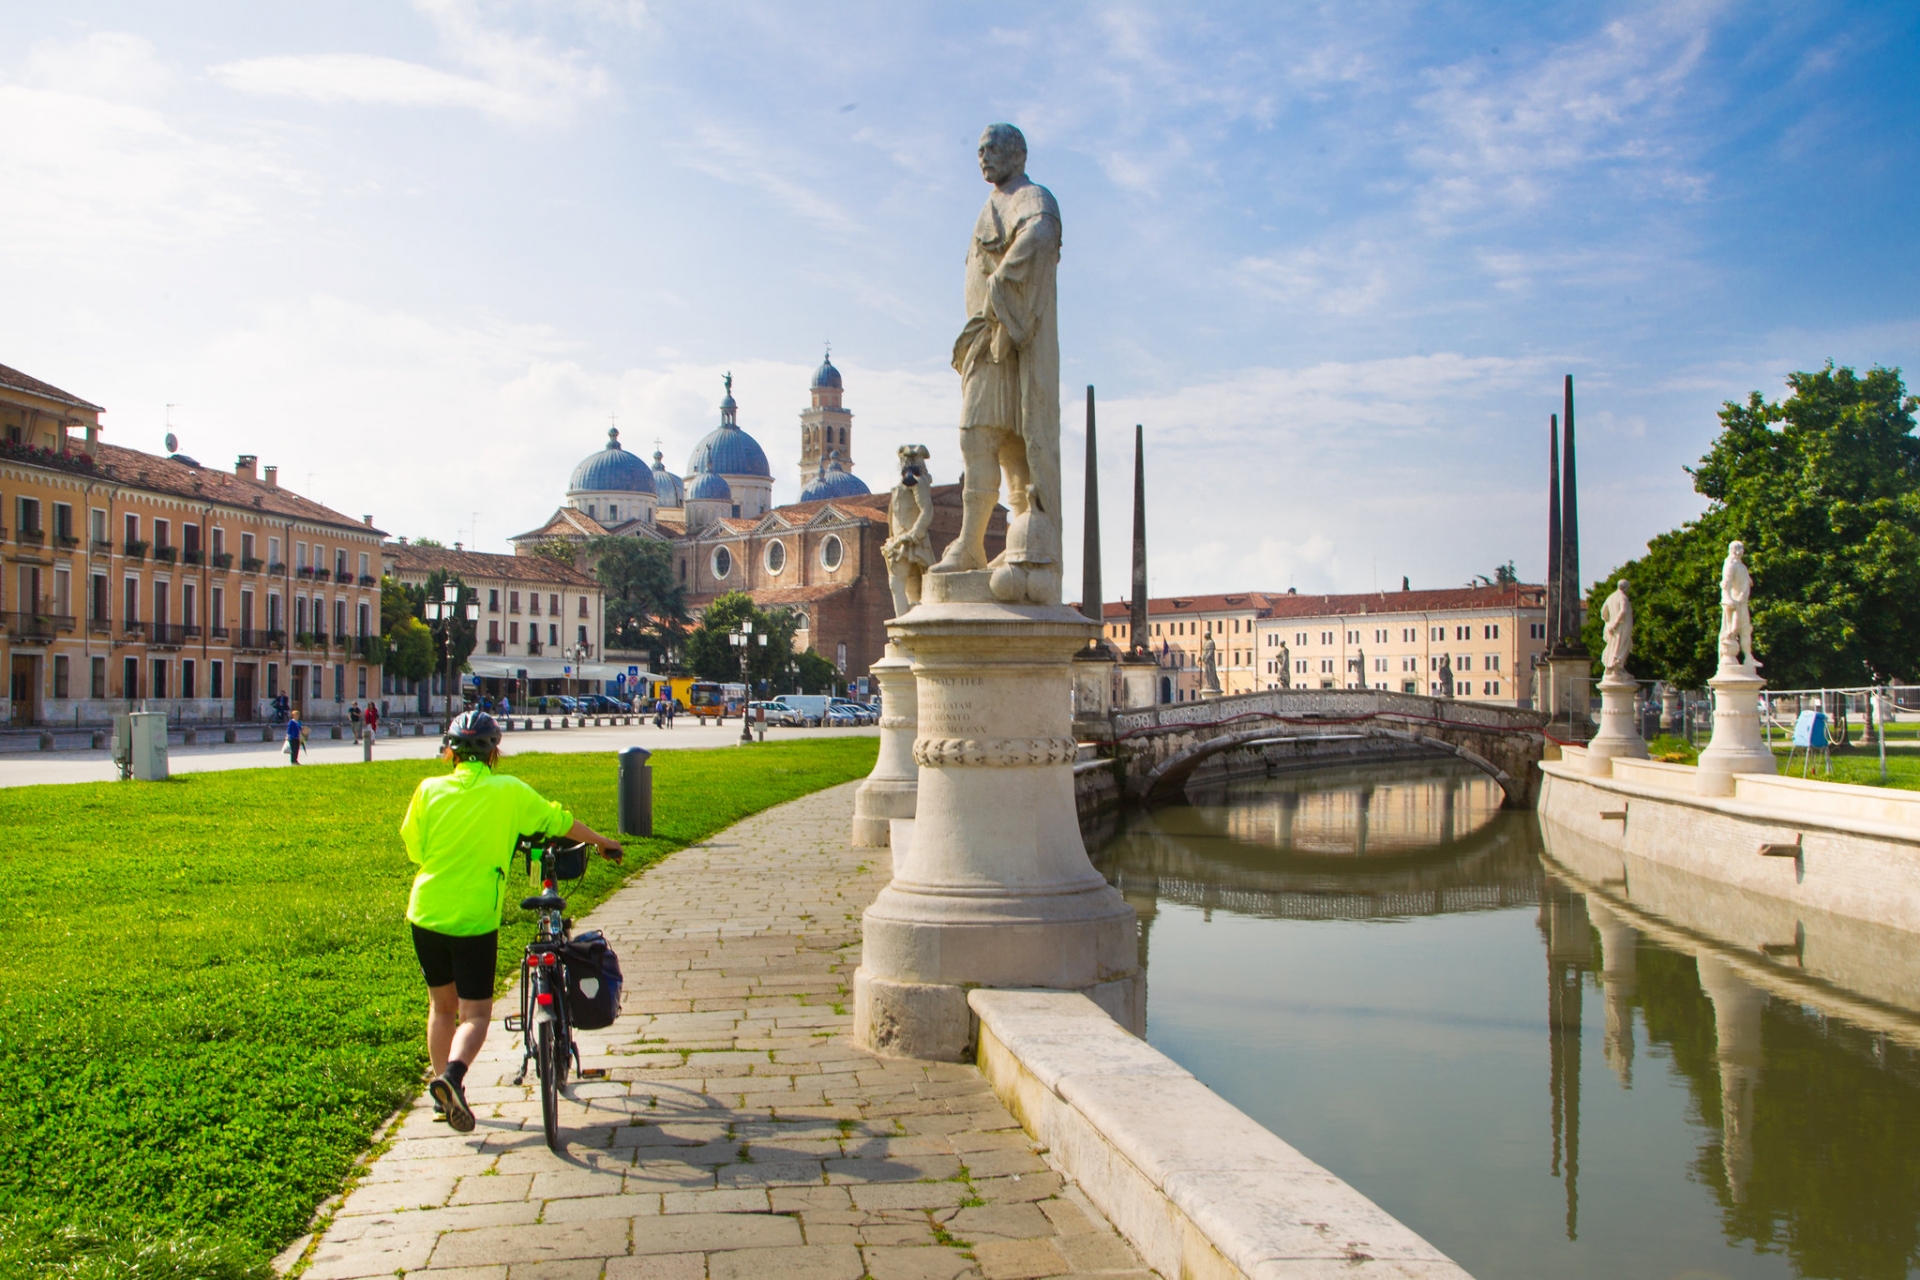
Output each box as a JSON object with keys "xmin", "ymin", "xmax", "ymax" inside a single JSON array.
[
  {"xmin": 241, "ymin": 556, "xmax": 264, "ymax": 573},
  {"xmin": 313, "ymin": 568, "xmax": 331, "ymax": 582},
  {"xmin": 485, "ymin": 639, "xmax": 505, "ymax": 655},
  {"xmin": 234, "ymin": 628, "xmax": 281, "ymax": 652},
  {"xmin": 91, "ymin": 538, "xmax": 113, "ymax": 556},
  {"xmin": 153, "ymin": 545, "xmax": 176, "ymax": 564},
  {"xmin": 295, "ymin": 631, "xmax": 327, "ymax": 651},
  {"xmin": 296, "ymin": 566, "xmax": 314, "ymax": 579},
  {"xmin": 1, "ymin": 611, "xmax": 74, "ymax": 641},
  {"xmin": 122, "ymin": 620, "xmax": 146, "ymax": 641},
  {"xmin": 124, "ymin": 539, "xmax": 149, "ymax": 560},
  {"xmin": 526, "ymin": 637, "xmax": 543, "ymax": 655},
  {"xmin": 56, "ymin": 533, "xmax": 80, "ymax": 551},
  {"xmin": 355, "ymin": 636, "xmax": 379, "ymax": 660},
  {"xmin": 184, "ymin": 549, "xmax": 205, "ymax": 566},
  {"xmin": 268, "ymin": 562, "xmax": 287, "ymax": 575},
  {"xmin": 17, "ymin": 527, "xmax": 45, "ymax": 548},
  {"xmin": 211, "ymin": 625, "xmax": 230, "ymax": 641},
  {"xmin": 89, "ymin": 615, "xmax": 112, "ymax": 637},
  {"xmin": 358, "ymin": 574, "xmax": 378, "ymax": 587},
  {"xmin": 147, "ymin": 623, "xmax": 188, "ymax": 649},
  {"xmin": 212, "ymin": 552, "xmax": 234, "ymax": 570}
]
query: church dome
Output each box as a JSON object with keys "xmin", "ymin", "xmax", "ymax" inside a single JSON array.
[
  {"xmin": 687, "ymin": 470, "xmax": 733, "ymax": 502},
  {"xmin": 800, "ymin": 449, "xmax": 870, "ymax": 502},
  {"xmin": 811, "ymin": 351, "xmax": 843, "ymax": 391},
  {"xmin": 651, "ymin": 450, "xmax": 684, "ymax": 507},
  {"xmin": 569, "ymin": 428, "xmax": 652, "ymax": 492},
  {"xmin": 687, "ymin": 372, "xmax": 771, "ymax": 479}
]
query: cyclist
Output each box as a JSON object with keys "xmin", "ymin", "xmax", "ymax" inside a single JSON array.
[{"xmin": 399, "ymin": 710, "xmax": 622, "ymax": 1132}]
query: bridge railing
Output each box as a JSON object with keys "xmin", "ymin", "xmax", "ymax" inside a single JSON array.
[{"xmin": 1111, "ymin": 687, "xmax": 1549, "ymax": 739}]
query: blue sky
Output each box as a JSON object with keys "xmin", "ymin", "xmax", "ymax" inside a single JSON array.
[{"xmin": 3, "ymin": 1, "xmax": 1916, "ymax": 599}]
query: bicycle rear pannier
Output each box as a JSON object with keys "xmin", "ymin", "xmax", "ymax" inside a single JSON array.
[{"xmin": 559, "ymin": 930, "xmax": 624, "ymax": 1030}]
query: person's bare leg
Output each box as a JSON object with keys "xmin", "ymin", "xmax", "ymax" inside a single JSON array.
[
  {"xmin": 426, "ymin": 983, "xmax": 460, "ymax": 1076},
  {"xmin": 449, "ymin": 998, "xmax": 492, "ymax": 1067}
]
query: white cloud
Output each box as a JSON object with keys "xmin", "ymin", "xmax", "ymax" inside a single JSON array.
[
  {"xmin": 210, "ymin": 0, "xmax": 608, "ymax": 126},
  {"xmin": 24, "ymin": 30, "xmax": 173, "ymax": 99}
]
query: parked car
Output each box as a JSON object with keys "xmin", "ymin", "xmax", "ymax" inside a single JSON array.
[
  {"xmin": 778, "ymin": 694, "xmax": 831, "ymax": 727},
  {"xmin": 823, "ymin": 704, "xmax": 864, "ymax": 727},
  {"xmin": 541, "ymin": 695, "xmax": 579, "ymax": 713},
  {"xmin": 831, "ymin": 699, "xmax": 878, "ymax": 726},
  {"xmin": 748, "ymin": 701, "xmax": 801, "ymax": 727},
  {"xmin": 576, "ymin": 694, "xmax": 626, "ymax": 714}
]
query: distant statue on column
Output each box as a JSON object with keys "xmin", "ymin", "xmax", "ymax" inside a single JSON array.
[
  {"xmin": 1718, "ymin": 541, "xmax": 1755, "ymax": 669},
  {"xmin": 1600, "ymin": 580, "xmax": 1634, "ymax": 677},
  {"xmin": 1200, "ymin": 632, "xmax": 1221, "ymax": 695},
  {"xmin": 1439, "ymin": 654, "xmax": 1455, "ymax": 698},
  {"xmin": 1278, "ymin": 640, "xmax": 1291, "ymax": 689},
  {"xmin": 883, "ymin": 445, "xmax": 934, "ymax": 619},
  {"xmin": 930, "ymin": 123, "xmax": 1063, "ymax": 605}
]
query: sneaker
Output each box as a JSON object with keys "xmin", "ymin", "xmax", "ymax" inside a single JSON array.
[
  {"xmin": 432, "ymin": 1099, "xmax": 447, "ymax": 1123},
  {"xmin": 429, "ymin": 1075, "xmax": 475, "ymax": 1133}
]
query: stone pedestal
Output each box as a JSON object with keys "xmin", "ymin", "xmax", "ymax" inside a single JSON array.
[
  {"xmin": 1071, "ymin": 643, "xmax": 1117, "ymax": 741},
  {"xmin": 1584, "ymin": 672, "xmax": 1649, "ymax": 776},
  {"xmin": 1543, "ymin": 651, "xmax": 1593, "ymax": 740},
  {"xmin": 1118, "ymin": 657, "xmax": 1159, "ymax": 709},
  {"xmin": 1660, "ymin": 684, "xmax": 1680, "ymax": 733},
  {"xmin": 854, "ymin": 570, "xmax": 1143, "ymax": 1061},
  {"xmin": 852, "ymin": 643, "xmax": 919, "ymax": 848},
  {"xmin": 1695, "ymin": 665, "xmax": 1776, "ymax": 796},
  {"xmin": 1199, "ymin": 685, "xmax": 1223, "ymax": 701}
]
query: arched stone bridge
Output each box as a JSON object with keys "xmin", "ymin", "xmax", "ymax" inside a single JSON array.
[{"xmin": 1108, "ymin": 688, "xmax": 1552, "ymax": 809}]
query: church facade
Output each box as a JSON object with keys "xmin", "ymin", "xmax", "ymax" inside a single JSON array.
[{"xmin": 511, "ymin": 354, "xmax": 1000, "ymax": 682}]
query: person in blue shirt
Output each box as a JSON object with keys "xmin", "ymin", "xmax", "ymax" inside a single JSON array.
[{"xmin": 286, "ymin": 712, "xmax": 304, "ymax": 764}]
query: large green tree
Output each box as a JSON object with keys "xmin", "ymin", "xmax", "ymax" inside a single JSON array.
[
  {"xmin": 681, "ymin": 592, "xmax": 843, "ymax": 693},
  {"xmin": 582, "ymin": 536, "xmax": 686, "ymax": 666},
  {"xmin": 1585, "ymin": 364, "xmax": 1920, "ymax": 688}
]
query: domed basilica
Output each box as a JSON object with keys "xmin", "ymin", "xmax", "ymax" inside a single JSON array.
[{"xmin": 511, "ymin": 354, "xmax": 994, "ymax": 681}]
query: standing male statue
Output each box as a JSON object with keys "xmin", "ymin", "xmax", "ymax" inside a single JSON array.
[
  {"xmin": 1601, "ymin": 579, "xmax": 1634, "ymax": 677},
  {"xmin": 1719, "ymin": 541, "xmax": 1756, "ymax": 669},
  {"xmin": 883, "ymin": 445, "xmax": 935, "ymax": 619},
  {"xmin": 1278, "ymin": 640, "xmax": 1291, "ymax": 689},
  {"xmin": 1200, "ymin": 632, "xmax": 1221, "ymax": 694},
  {"xmin": 1439, "ymin": 654, "xmax": 1455, "ymax": 698},
  {"xmin": 930, "ymin": 123, "xmax": 1064, "ymax": 605}
]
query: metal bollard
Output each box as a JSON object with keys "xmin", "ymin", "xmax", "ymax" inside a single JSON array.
[
  {"xmin": 544, "ymin": 717, "xmax": 553, "ymax": 730},
  {"xmin": 618, "ymin": 746, "xmax": 653, "ymax": 837},
  {"xmin": 363, "ymin": 734, "xmax": 373, "ymax": 763},
  {"xmin": 330, "ymin": 724, "xmax": 342, "ymax": 740},
  {"xmin": 39, "ymin": 732, "xmax": 54, "ymax": 751},
  {"xmin": 92, "ymin": 729, "xmax": 108, "ymax": 750},
  {"xmin": 262, "ymin": 726, "xmax": 274, "ymax": 742},
  {"xmin": 224, "ymin": 727, "xmax": 236, "ymax": 744},
  {"xmin": 183, "ymin": 728, "xmax": 197, "ymax": 746}
]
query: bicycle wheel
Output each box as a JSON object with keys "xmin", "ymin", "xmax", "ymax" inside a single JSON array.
[{"xmin": 537, "ymin": 1016, "xmax": 561, "ymax": 1151}]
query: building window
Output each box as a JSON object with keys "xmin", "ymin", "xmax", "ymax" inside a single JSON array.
[
  {"xmin": 1374, "ymin": 657, "xmax": 1387, "ymax": 673},
  {"xmin": 1345, "ymin": 629, "xmax": 1358, "ymax": 643},
  {"xmin": 1295, "ymin": 632, "xmax": 1307, "ymax": 646},
  {"xmin": 821, "ymin": 534, "xmax": 845, "ymax": 571},
  {"xmin": 1487, "ymin": 654, "xmax": 1500, "ymax": 671},
  {"xmin": 529, "ymin": 593, "xmax": 541, "ymax": 615},
  {"xmin": 151, "ymin": 659, "xmax": 168, "ymax": 699},
  {"xmin": 1457, "ymin": 655, "xmax": 1472, "ymax": 671},
  {"xmin": 1484, "ymin": 624, "xmax": 1500, "ymax": 639},
  {"xmin": 91, "ymin": 657, "xmax": 107, "ymax": 699},
  {"xmin": 211, "ymin": 660, "xmax": 224, "ymax": 699},
  {"xmin": 1455, "ymin": 625, "xmax": 1470, "ymax": 640},
  {"xmin": 577, "ymin": 624, "xmax": 588, "ymax": 646},
  {"xmin": 123, "ymin": 578, "xmax": 140, "ymax": 624},
  {"xmin": 549, "ymin": 624, "xmax": 558, "ymax": 645},
  {"xmin": 489, "ymin": 620, "xmax": 500, "ymax": 641},
  {"xmin": 509, "ymin": 591, "xmax": 520, "ymax": 613},
  {"xmin": 335, "ymin": 549, "xmax": 348, "ymax": 580},
  {"xmin": 90, "ymin": 574, "xmax": 108, "ymax": 623},
  {"xmin": 359, "ymin": 551, "xmax": 369, "ymax": 581},
  {"xmin": 182, "ymin": 660, "xmax": 196, "ymax": 699},
  {"xmin": 765, "ymin": 540, "xmax": 787, "ymax": 574},
  {"xmin": 835, "ymin": 642, "xmax": 847, "ymax": 671},
  {"xmin": 1295, "ymin": 660, "xmax": 1307, "ymax": 675},
  {"xmin": 91, "ymin": 508, "xmax": 108, "ymax": 544},
  {"xmin": 52, "ymin": 655, "xmax": 69, "ymax": 699},
  {"xmin": 712, "ymin": 546, "xmax": 732, "ymax": 579},
  {"xmin": 1403, "ymin": 627, "xmax": 1417, "ymax": 642},
  {"xmin": 578, "ymin": 595, "xmax": 589, "ymax": 618},
  {"xmin": 124, "ymin": 513, "xmax": 139, "ymax": 546},
  {"xmin": 267, "ymin": 663, "xmax": 279, "ymax": 698},
  {"xmin": 548, "ymin": 594, "xmax": 559, "ymax": 615},
  {"xmin": 509, "ymin": 621, "xmax": 520, "ymax": 644},
  {"xmin": 357, "ymin": 666, "xmax": 367, "ymax": 698},
  {"xmin": 1319, "ymin": 658, "xmax": 1334, "ymax": 673},
  {"xmin": 1530, "ymin": 622, "xmax": 1546, "ymax": 639},
  {"xmin": 1374, "ymin": 628, "xmax": 1388, "ymax": 643},
  {"xmin": 488, "ymin": 589, "xmax": 500, "ymax": 612},
  {"xmin": 123, "ymin": 657, "xmax": 139, "ymax": 700}
]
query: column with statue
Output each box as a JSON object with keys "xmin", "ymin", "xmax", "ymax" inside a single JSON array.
[
  {"xmin": 1695, "ymin": 541, "xmax": 1777, "ymax": 794},
  {"xmin": 853, "ymin": 124, "xmax": 1142, "ymax": 1059},
  {"xmin": 1584, "ymin": 579, "xmax": 1650, "ymax": 774},
  {"xmin": 851, "ymin": 446, "xmax": 935, "ymax": 847}
]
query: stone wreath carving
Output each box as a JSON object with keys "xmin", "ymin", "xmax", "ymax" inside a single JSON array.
[
  {"xmin": 913, "ymin": 735, "xmax": 1079, "ymax": 768},
  {"xmin": 878, "ymin": 715, "xmax": 915, "ymax": 731}
]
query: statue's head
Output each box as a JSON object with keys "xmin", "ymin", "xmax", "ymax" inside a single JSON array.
[
  {"xmin": 1617, "ymin": 578, "xmax": 1631, "ymax": 594},
  {"xmin": 978, "ymin": 124, "xmax": 1027, "ymax": 185},
  {"xmin": 896, "ymin": 443, "xmax": 929, "ymax": 486},
  {"xmin": 1729, "ymin": 540, "xmax": 1746, "ymax": 559}
]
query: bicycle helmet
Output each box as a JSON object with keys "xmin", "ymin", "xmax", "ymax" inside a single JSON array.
[{"xmin": 443, "ymin": 710, "xmax": 502, "ymax": 760}]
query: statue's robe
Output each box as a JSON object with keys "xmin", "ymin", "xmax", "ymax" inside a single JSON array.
[{"xmin": 954, "ymin": 176, "xmax": 1061, "ymax": 572}]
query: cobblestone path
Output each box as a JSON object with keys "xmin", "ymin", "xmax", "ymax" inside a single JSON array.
[{"xmin": 297, "ymin": 781, "xmax": 1156, "ymax": 1280}]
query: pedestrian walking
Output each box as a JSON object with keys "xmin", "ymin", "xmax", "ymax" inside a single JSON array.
[
  {"xmin": 286, "ymin": 712, "xmax": 305, "ymax": 765},
  {"xmin": 349, "ymin": 701, "xmax": 364, "ymax": 743},
  {"xmin": 365, "ymin": 702, "xmax": 381, "ymax": 742}
]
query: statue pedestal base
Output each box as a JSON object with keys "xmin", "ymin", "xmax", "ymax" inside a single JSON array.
[
  {"xmin": 1585, "ymin": 672, "xmax": 1650, "ymax": 776},
  {"xmin": 1696, "ymin": 665, "xmax": 1776, "ymax": 796},
  {"xmin": 1199, "ymin": 687, "xmax": 1223, "ymax": 701},
  {"xmin": 853, "ymin": 570, "xmax": 1143, "ymax": 1061},
  {"xmin": 1118, "ymin": 655, "xmax": 1159, "ymax": 709},
  {"xmin": 852, "ymin": 643, "xmax": 919, "ymax": 848},
  {"xmin": 1071, "ymin": 642, "xmax": 1117, "ymax": 742}
]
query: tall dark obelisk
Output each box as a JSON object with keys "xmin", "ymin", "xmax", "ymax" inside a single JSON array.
[
  {"xmin": 1546, "ymin": 413, "xmax": 1562, "ymax": 649},
  {"xmin": 1556, "ymin": 375, "xmax": 1583, "ymax": 651},
  {"xmin": 1542, "ymin": 375, "xmax": 1591, "ymax": 734},
  {"xmin": 1080, "ymin": 386, "xmax": 1103, "ymax": 633},
  {"xmin": 1129, "ymin": 422, "xmax": 1148, "ymax": 656}
]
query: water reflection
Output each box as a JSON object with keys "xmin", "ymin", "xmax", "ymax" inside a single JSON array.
[{"xmin": 1094, "ymin": 761, "xmax": 1920, "ymax": 1280}]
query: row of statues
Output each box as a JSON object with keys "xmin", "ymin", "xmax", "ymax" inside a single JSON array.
[{"xmin": 1599, "ymin": 540, "xmax": 1754, "ymax": 680}]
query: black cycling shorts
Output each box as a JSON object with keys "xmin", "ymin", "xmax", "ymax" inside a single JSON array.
[{"xmin": 411, "ymin": 924, "xmax": 498, "ymax": 1001}]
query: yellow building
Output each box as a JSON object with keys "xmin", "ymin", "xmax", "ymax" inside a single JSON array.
[
  {"xmin": 1092, "ymin": 584, "xmax": 1548, "ymax": 707},
  {"xmin": 1, "ymin": 363, "xmax": 386, "ymax": 726}
]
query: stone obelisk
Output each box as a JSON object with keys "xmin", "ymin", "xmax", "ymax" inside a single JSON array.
[
  {"xmin": 1116, "ymin": 422, "xmax": 1158, "ymax": 708},
  {"xmin": 1544, "ymin": 377, "xmax": 1592, "ymax": 738},
  {"xmin": 1072, "ymin": 386, "xmax": 1117, "ymax": 735},
  {"xmin": 853, "ymin": 125, "xmax": 1141, "ymax": 1060}
]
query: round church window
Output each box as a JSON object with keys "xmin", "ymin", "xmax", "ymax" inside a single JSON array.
[
  {"xmin": 712, "ymin": 546, "xmax": 732, "ymax": 580},
  {"xmin": 764, "ymin": 540, "xmax": 787, "ymax": 575},
  {"xmin": 821, "ymin": 535, "xmax": 844, "ymax": 571}
]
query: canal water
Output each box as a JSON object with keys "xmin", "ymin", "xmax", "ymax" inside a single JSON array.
[{"xmin": 1090, "ymin": 759, "xmax": 1920, "ymax": 1280}]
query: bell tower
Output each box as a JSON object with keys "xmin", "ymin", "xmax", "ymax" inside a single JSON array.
[{"xmin": 799, "ymin": 348, "xmax": 854, "ymax": 488}]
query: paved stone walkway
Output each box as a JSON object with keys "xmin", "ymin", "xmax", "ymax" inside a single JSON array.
[{"xmin": 296, "ymin": 781, "xmax": 1155, "ymax": 1280}]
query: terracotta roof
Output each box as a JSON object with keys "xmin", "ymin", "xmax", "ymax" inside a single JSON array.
[
  {"xmin": 84, "ymin": 443, "xmax": 383, "ymax": 535},
  {"xmin": 509, "ymin": 507, "xmax": 608, "ymax": 542},
  {"xmin": 688, "ymin": 583, "xmax": 854, "ymax": 608},
  {"xmin": 1091, "ymin": 584, "xmax": 1544, "ymax": 621},
  {"xmin": 0, "ymin": 362, "xmax": 103, "ymax": 414},
  {"xmin": 385, "ymin": 542, "xmax": 599, "ymax": 588}
]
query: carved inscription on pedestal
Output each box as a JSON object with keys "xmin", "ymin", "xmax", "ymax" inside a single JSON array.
[{"xmin": 920, "ymin": 675, "xmax": 988, "ymax": 738}]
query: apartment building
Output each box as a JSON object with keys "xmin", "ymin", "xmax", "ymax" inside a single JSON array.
[
  {"xmin": 1093, "ymin": 584, "xmax": 1549, "ymax": 708},
  {"xmin": 1, "ymin": 363, "xmax": 386, "ymax": 726},
  {"xmin": 382, "ymin": 541, "xmax": 606, "ymax": 701}
]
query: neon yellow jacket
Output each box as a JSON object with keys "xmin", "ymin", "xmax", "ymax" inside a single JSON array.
[{"xmin": 401, "ymin": 761, "xmax": 573, "ymax": 936}]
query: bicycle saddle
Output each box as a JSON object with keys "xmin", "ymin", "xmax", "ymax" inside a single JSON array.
[{"xmin": 520, "ymin": 892, "xmax": 567, "ymax": 912}]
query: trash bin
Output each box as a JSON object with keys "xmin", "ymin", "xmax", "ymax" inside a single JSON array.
[{"xmin": 619, "ymin": 746, "xmax": 653, "ymax": 838}]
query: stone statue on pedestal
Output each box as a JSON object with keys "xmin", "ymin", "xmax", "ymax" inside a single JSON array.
[
  {"xmin": 1439, "ymin": 654, "xmax": 1455, "ymax": 698},
  {"xmin": 1601, "ymin": 580, "xmax": 1634, "ymax": 677},
  {"xmin": 1200, "ymin": 632, "xmax": 1221, "ymax": 695},
  {"xmin": 1278, "ymin": 641, "xmax": 1291, "ymax": 689},
  {"xmin": 883, "ymin": 445, "xmax": 934, "ymax": 619},
  {"xmin": 929, "ymin": 123, "xmax": 1063, "ymax": 605},
  {"xmin": 1719, "ymin": 541, "xmax": 1756, "ymax": 670}
]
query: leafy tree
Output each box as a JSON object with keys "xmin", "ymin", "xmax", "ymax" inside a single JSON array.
[
  {"xmin": 1585, "ymin": 364, "xmax": 1920, "ymax": 687},
  {"xmin": 527, "ymin": 537, "xmax": 583, "ymax": 571},
  {"xmin": 794, "ymin": 649, "xmax": 841, "ymax": 695},
  {"xmin": 583, "ymin": 536, "xmax": 686, "ymax": 665},
  {"xmin": 386, "ymin": 616, "xmax": 435, "ymax": 683},
  {"xmin": 379, "ymin": 574, "xmax": 420, "ymax": 635},
  {"xmin": 683, "ymin": 592, "xmax": 801, "ymax": 691},
  {"xmin": 1470, "ymin": 561, "xmax": 1519, "ymax": 588},
  {"xmin": 411, "ymin": 537, "xmax": 445, "ymax": 548},
  {"xmin": 419, "ymin": 570, "xmax": 479, "ymax": 674}
]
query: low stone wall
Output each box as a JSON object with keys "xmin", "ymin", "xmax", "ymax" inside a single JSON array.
[
  {"xmin": 970, "ymin": 988, "xmax": 1472, "ymax": 1279},
  {"xmin": 1540, "ymin": 748, "xmax": 1920, "ymax": 932}
]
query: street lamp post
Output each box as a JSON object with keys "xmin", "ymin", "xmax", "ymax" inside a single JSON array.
[
  {"xmin": 424, "ymin": 584, "xmax": 478, "ymax": 724},
  {"xmin": 729, "ymin": 619, "xmax": 768, "ymax": 744}
]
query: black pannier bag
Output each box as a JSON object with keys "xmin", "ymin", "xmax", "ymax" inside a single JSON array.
[{"xmin": 559, "ymin": 930, "xmax": 624, "ymax": 1030}]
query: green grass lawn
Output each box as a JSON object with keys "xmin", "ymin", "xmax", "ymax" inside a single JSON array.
[
  {"xmin": 1644, "ymin": 733, "xmax": 1920, "ymax": 788},
  {"xmin": 0, "ymin": 737, "xmax": 876, "ymax": 1279}
]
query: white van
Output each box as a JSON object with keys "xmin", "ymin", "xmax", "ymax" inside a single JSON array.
[{"xmin": 776, "ymin": 694, "xmax": 831, "ymax": 727}]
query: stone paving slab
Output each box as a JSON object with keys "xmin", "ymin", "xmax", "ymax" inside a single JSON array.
[{"xmin": 292, "ymin": 781, "xmax": 1156, "ymax": 1279}]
